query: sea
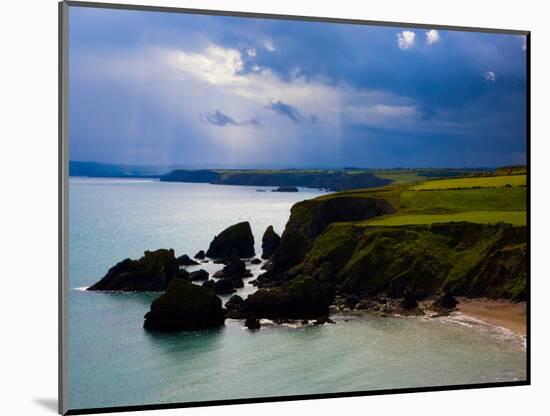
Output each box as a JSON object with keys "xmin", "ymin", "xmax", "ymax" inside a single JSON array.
[{"xmin": 68, "ymin": 177, "xmax": 526, "ymax": 410}]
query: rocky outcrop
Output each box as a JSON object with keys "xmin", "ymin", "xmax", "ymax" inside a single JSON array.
[
  {"xmin": 245, "ymin": 317, "xmax": 261, "ymax": 330},
  {"xmin": 242, "ymin": 275, "xmax": 330, "ymax": 319},
  {"xmin": 288, "ymin": 221, "xmax": 527, "ymax": 302},
  {"xmin": 143, "ymin": 279, "xmax": 225, "ymax": 331},
  {"xmin": 225, "ymin": 294, "xmax": 244, "ymax": 318},
  {"xmin": 213, "ymin": 279, "xmax": 235, "ymax": 295},
  {"xmin": 432, "ymin": 292, "xmax": 459, "ymax": 311},
  {"xmin": 194, "ymin": 250, "xmax": 206, "ymax": 260},
  {"xmin": 88, "ymin": 249, "xmax": 179, "ymax": 291},
  {"xmin": 261, "ymin": 196, "xmax": 395, "ymax": 281},
  {"xmin": 205, "ymin": 222, "xmax": 255, "ymax": 259},
  {"xmin": 213, "ymin": 258, "xmax": 252, "ymax": 279},
  {"xmin": 189, "ymin": 269, "xmax": 209, "ymax": 281},
  {"xmin": 261, "ymin": 226, "xmax": 281, "ymax": 259},
  {"xmin": 273, "ymin": 186, "xmax": 298, "ymax": 192},
  {"xmin": 177, "ymin": 254, "xmax": 199, "ymax": 266}
]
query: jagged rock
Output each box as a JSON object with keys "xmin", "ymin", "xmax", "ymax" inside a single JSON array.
[
  {"xmin": 245, "ymin": 317, "xmax": 261, "ymax": 330},
  {"xmin": 401, "ymin": 288, "xmax": 418, "ymax": 309},
  {"xmin": 432, "ymin": 292, "xmax": 459, "ymax": 310},
  {"xmin": 250, "ymin": 258, "xmax": 262, "ymax": 265},
  {"xmin": 314, "ymin": 315, "xmax": 335, "ymax": 325},
  {"xmin": 176, "ymin": 254, "xmax": 199, "ymax": 266},
  {"xmin": 242, "ymin": 275, "xmax": 330, "ymax": 319},
  {"xmin": 189, "ymin": 269, "xmax": 209, "ymax": 281},
  {"xmin": 194, "ymin": 250, "xmax": 206, "ymax": 260},
  {"xmin": 213, "ymin": 258, "xmax": 252, "ymax": 279},
  {"xmin": 176, "ymin": 269, "xmax": 190, "ymax": 280},
  {"xmin": 261, "ymin": 226, "xmax": 281, "ymax": 259},
  {"xmin": 88, "ymin": 249, "xmax": 179, "ymax": 291},
  {"xmin": 213, "ymin": 278, "xmax": 235, "ymax": 295},
  {"xmin": 202, "ymin": 280, "xmax": 215, "ymax": 289},
  {"xmin": 143, "ymin": 279, "xmax": 225, "ymax": 332},
  {"xmin": 232, "ymin": 278, "xmax": 244, "ymax": 289},
  {"xmin": 225, "ymin": 295, "xmax": 244, "ymax": 311},
  {"xmin": 205, "ymin": 222, "xmax": 255, "ymax": 259}
]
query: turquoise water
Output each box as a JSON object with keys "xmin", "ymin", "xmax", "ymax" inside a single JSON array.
[{"xmin": 68, "ymin": 178, "xmax": 526, "ymax": 410}]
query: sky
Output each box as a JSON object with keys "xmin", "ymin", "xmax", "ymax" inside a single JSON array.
[{"xmin": 69, "ymin": 6, "xmax": 527, "ymax": 168}]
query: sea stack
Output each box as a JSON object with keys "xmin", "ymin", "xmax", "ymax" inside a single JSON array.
[
  {"xmin": 261, "ymin": 225, "xmax": 281, "ymax": 259},
  {"xmin": 205, "ymin": 221, "xmax": 255, "ymax": 259},
  {"xmin": 87, "ymin": 249, "xmax": 179, "ymax": 291},
  {"xmin": 143, "ymin": 279, "xmax": 225, "ymax": 332}
]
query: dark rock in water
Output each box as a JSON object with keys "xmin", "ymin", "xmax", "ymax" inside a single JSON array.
[
  {"xmin": 232, "ymin": 278, "xmax": 244, "ymax": 289},
  {"xmin": 433, "ymin": 292, "xmax": 459, "ymax": 310},
  {"xmin": 314, "ymin": 315, "xmax": 335, "ymax": 325},
  {"xmin": 202, "ymin": 260, "xmax": 209, "ymax": 263},
  {"xmin": 202, "ymin": 280, "xmax": 215, "ymax": 289},
  {"xmin": 273, "ymin": 186, "xmax": 299, "ymax": 192},
  {"xmin": 176, "ymin": 269, "xmax": 190, "ymax": 280},
  {"xmin": 242, "ymin": 275, "xmax": 330, "ymax": 319},
  {"xmin": 213, "ymin": 278, "xmax": 235, "ymax": 295},
  {"xmin": 213, "ymin": 258, "xmax": 252, "ymax": 279},
  {"xmin": 206, "ymin": 222, "xmax": 255, "ymax": 259},
  {"xmin": 88, "ymin": 249, "xmax": 179, "ymax": 291},
  {"xmin": 256, "ymin": 189, "xmax": 266, "ymax": 192},
  {"xmin": 225, "ymin": 295, "xmax": 244, "ymax": 311},
  {"xmin": 194, "ymin": 250, "xmax": 206, "ymax": 260},
  {"xmin": 261, "ymin": 226, "xmax": 281, "ymax": 259},
  {"xmin": 250, "ymin": 258, "xmax": 262, "ymax": 265},
  {"xmin": 176, "ymin": 254, "xmax": 199, "ymax": 266},
  {"xmin": 245, "ymin": 317, "xmax": 261, "ymax": 330},
  {"xmin": 189, "ymin": 269, "xmax": 209, "ymax": 281},
  {"xmin": 143, "ymin": 279, "xmax": 225, "ymax": 332},
  {"xmin": 401, "ymin": 288, "xmax": 418, "ymax": 309}
]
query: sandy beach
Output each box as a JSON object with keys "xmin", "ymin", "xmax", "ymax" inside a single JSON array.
[{"xmin": 455, "ymin": 298, "xmax": 527, "ymax": 336}]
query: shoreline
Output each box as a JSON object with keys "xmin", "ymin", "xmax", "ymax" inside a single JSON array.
[{"xmin": 453, "ymin": 297, "xmax": 526, "ymax": 336}]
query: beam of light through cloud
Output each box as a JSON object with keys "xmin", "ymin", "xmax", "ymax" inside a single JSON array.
[
  {"xmin": 397, "ymin": 30, "xmax": 416, "ymax": 49},
  {"xmin": 69, "ymin": 7, "xmax": 527, "ymax": 168}
]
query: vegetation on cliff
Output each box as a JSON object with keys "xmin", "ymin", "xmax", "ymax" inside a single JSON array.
[{"xmin": 260, "ymin": 173, "xmax": 528, "ymax": 302}]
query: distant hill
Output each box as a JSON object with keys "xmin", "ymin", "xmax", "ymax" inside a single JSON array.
[
  {"xmin": 160, "ymin": 169, "xmax": 392, "ymax": 191},
  {"xmin": 69, "ymin": 161, "xmax": 175, "ymax": 178}
]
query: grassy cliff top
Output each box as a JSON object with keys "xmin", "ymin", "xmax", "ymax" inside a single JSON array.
[{"xmin": 308, "ymin": 174, "xmax": 527, "ymax": 228}]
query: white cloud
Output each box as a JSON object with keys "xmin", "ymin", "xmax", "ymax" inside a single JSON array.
[
  {"xmin": 263, "ymin": 39, "xmax": 276, "ymax": 52},
  {"xmin": 246, "ymin": 48, "xmax": 256, "ymax": 57},
  {"xmin": 426, "ymin": 29, "xmax": 440, "ymax": 45},
  {"xmin": 397, "ymin": 30, "xmax": 416, "ymax": 50},
  {"xmin": 77, "ymin": 42, "xmax": 465, "ymax": 164},
  {"xmin": 483, "ymin": 71, "xmax": 496, "ymax": 82}
]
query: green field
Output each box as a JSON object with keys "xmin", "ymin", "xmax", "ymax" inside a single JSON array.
[
  {"xmin": 409, "ymin": 174, "xmax": 526, "ymax": 190},
  {"xmin": 365, "ymin": 211, "xmax": 526, "ymax": 226},
  {"xmin": 352, "ymin": 173, "xmax": 529, "ymax": 227},
  {"xmin": 373, "ymin": 170, "xmax": 426, "ymax": 184},
  {"xmin": 400, "ymin": 187, "xmax": 527, "ymax": 213}
]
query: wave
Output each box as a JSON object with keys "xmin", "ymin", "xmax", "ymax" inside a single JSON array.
[{"xmin": 437, "ymin": 312, "xmax": 526, "ymax": 350}]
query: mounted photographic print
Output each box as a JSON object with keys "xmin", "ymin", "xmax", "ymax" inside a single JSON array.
[{"xmin": 59, "ymin": 1, "xmax": 530, "ymax": 414}]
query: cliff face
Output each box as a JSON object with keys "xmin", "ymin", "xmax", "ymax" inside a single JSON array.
[
  {"xmin": 262, "ymin": 196, "xmax": 395, "ymax": 278},
  {"xmin": 260, "ymin": 197, "xmax": 527, "ymax": 301}
]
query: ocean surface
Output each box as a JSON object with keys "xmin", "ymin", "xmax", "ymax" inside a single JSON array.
[{"xmin": 68, "ymin": 177, "xmax": 526, "ymax": 410}]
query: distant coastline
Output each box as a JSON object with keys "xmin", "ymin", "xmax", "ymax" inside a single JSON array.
[{"xmin": 70, "ymin": 160, "xmax": 505, "ymax": 192}]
